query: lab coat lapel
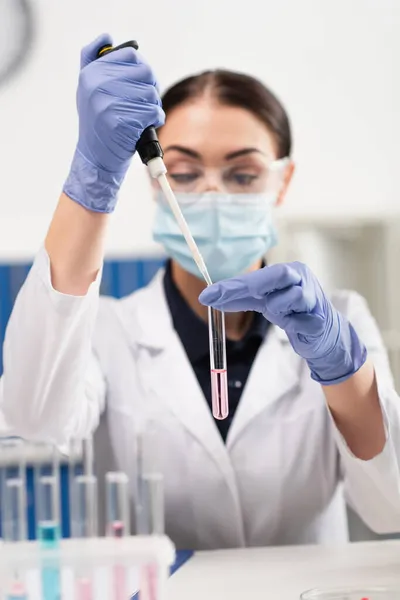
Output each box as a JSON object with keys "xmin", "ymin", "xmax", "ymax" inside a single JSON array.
[
  {"xmin": 227, "ymin": 326, "xmax": 301, "ymax": 449},
  {"xmin": 121, "ymin": 271, "xmax": 240, "ymax": 500}
]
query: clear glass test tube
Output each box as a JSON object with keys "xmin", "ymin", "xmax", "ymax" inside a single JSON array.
[
  {"xmin": 134, "ymin": 432, "xmax": 165, "ymax": 600},
  {"xmin": 1, "ymin": 439, "xmax": 28, "ymax": 600},
  {"xmin": 157, "ymin": 173, "xmax": 229, "ymax": 421},
  {"xmin": 208, "ymin": 307, "xmax": 229, "ymax": 420},
  {"xmin": 135, "ymin": 433, "xmax": 145, "ymax": 535},
  {"xmin": 138, "ymin": 459, "xmax": 165, "ymax": 600},
  {"xmin": 82, "ymin": 437, "xmax": 94, "ymax": 476},
  {"xmin": 141, "ymin": 473, "xmax": 164, "ymax": 536},
  {"xmin": 74, "ymin": 474, "xmax": 98, "ymax": 538},
  {"xmin": 73, "ymin": 475, "xmax": 98, "ymax": 600},
  {"xmin": 135, "ymin": 432, "xmax": 164, "ymax": 536},
  {"xmin": 105, "ymin": 472, "xmax": 130, "ymax": 537},
  {"xmin": 1, "ymin": 438, "xmax": 27, "ymax": 543},
  {"xmin": 68, "ymin": 437, "xmax": 82, "ymax": 538},
  {"xmin": 106, "ymin": 472, "xmax": 130, "ymax": 600},
  {"xmin": 3, "ymin": 477, "xmax": 26, "ymax": 542}
]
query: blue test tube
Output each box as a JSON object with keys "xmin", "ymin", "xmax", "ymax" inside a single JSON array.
[
  {"xmin": 35, "ymin": 445, "xmax": 61, "ymax": 600},
  {"xmin": 36, "ymin": 473, "xmax": 60, "ymax": 546}
]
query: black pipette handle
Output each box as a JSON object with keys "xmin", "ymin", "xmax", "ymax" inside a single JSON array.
[
  {"xmin": 97, "ymin": 40, "xmax": 164, "ymax": 165},
  {"xmin": 135, "ymin": 126, "xmax": 164, "ymax": 165}
]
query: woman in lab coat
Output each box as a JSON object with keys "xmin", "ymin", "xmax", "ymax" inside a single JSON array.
[{"xmin": 2, "ymin": 33, "xmax": 400, "ymax": 549}]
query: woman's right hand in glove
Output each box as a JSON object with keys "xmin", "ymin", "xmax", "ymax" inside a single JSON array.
[{"xmin": 63, "ymin": 33, "xmax": 165, "ymax": 213}]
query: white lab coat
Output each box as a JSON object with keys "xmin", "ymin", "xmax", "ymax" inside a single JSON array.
[{"xmin": 2, "ymin": 247, "xmax": 400, "ymax": 549}]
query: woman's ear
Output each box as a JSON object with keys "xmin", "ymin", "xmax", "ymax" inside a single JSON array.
[{"xmin": 276, "ymin": 160, "xmax": 295, "ymax": 207}]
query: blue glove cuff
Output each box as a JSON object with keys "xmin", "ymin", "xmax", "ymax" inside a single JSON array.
[
  {"xmin": 307, "ymin": 317, "xmax": 368, "ymax": 386},
  {"xmin": 63, "ymin": 149, "xmax": 128, "ymax": 213}
]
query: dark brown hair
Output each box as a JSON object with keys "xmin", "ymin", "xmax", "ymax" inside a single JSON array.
[{"xmin": 160, "ymin": 70, "xmax": 292, "ymax": 158}]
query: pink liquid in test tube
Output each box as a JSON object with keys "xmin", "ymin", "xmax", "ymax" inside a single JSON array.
[
  {"xmin": 140, "ymin": 564, "xmax": 158, "ymax": 600},
  {"xmin": 113, "ymin": 564, "xmax": 126, "ymax": 600},
  {"xmin": 77, "ymin": 578, "xmax": 93, "ymax": 600},
  {"xmin": 211, "ymin": 369, "xmax": 229, "ymax": 420},
  {"xmin": 106, "ymin": 472, "xmax": 130, "ymax": 600},
  {"xmin": 111, "ymin": 521, "xmax": 125, "ymax": 537},
  {"xmin": 111, "ymin": 521, "xmax": 127, "ymax": 600},
  {"xmin": 73, "ymin": 473, "xmax": 98, "ymax": 600},
  {"xmin": 7, "ymin": 580, "xmax": 27, "ymax": 600}
]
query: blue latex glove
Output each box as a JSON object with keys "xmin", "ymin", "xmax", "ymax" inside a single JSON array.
[
  {"xmin": 63, "ymin": 34, "xmax": 165, "ymax": 213},
  {"xmin": 199, "ymin": 262, "xmax": 367, "ymax": 385}
]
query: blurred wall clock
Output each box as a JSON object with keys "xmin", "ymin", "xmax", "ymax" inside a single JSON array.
[{"xmin": 0, "ymin": 0, "xmax": 35, "ymax": 87}]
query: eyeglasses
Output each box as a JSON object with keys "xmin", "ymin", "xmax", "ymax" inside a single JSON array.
[{"xmin": 164, "ymin": 157, "xmax": 290, "ymax": 194}]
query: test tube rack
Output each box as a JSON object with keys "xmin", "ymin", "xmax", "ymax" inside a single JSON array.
[{"xmin": 0, "ymin": 535, "xmax": 175, "ymax": 600}]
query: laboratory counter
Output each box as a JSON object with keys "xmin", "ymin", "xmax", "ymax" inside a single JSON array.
[{"xmin": 166, "ymin": 540, "xmax": 400, "ymax": 600}]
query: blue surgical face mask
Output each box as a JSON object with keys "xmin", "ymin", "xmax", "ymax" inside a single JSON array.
[{"xmin": 152, "ymin": 192, "xmax": 278, "ymax": 282}]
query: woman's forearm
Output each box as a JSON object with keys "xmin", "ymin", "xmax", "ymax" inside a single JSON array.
[
  {"xmin": 45, "ymin": 193, "xmax": 109, "ymax": 295},
  {"xmin": 323, "ymin": 359, "xmax": 386, "ymax": 460}
]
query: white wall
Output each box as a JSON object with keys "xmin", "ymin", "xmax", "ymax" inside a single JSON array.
[{"xmin": 0, "ymin": 0, "xmax": 399, "ymax": 260}]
